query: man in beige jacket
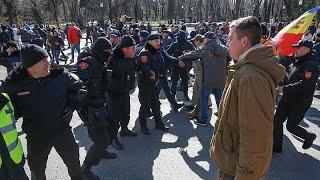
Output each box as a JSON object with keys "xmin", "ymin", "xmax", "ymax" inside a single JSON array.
[{"xmin": 210, "ymin": 16, "xmax": 286, "ymax": 180}]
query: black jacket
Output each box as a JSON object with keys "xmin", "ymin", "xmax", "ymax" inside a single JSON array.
[
  {"xmin": 108, "ymin": 47, "xmax": 135, "ymax": 95},
  {"xmin": 71, "ymin": 48, "xmax": 109, "ymax": 106},
  {"xmin": 138, "ymin": 44, "xmax": 177, "ymax": 86},
  {"xmin": 282, "ymin": 52, "xmax": 319, "ymax": 103},
  {"xmin": 0, "ymin": 64, "xmax": 83, "ymax": 137}
]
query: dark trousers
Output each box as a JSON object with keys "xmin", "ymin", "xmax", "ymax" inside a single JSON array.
[
  {"xmin": 171, "ymin": 65, "xmax": 189, "ymax": 96},
  {"xmin": 138, "ymin": 83, "xmax": 162, "ymax": 126},
  {"xmin": 0, "ymin": 164, "xmax": 28, "ymax": 180},
  {"xmin": 273, "ymin": 97, "xmax": 313, "ymax": 151},
  {"xmin": 159, "ymin": 76, "xmax": 177, "ymax": 107},
  {"xmin": 27, "ymin": 130, "xmax": 82, "ymax": 180},
  {"xmin": 83, "ymin": 127, "xmax": 111, "ymax": 166},
  {"xmin": 109, "ymin": 92, "xmax": 130, "ymax": 131}
]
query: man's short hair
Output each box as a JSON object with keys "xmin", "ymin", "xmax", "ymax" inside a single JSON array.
[{"xmin": 230, "ymin": 16, "xmax": 261, "ymax": 46}]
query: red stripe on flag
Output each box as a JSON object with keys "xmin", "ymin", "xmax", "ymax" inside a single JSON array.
[{"xmin": 275, "ymin": 33, "xmax": 304, "ymax": 56}]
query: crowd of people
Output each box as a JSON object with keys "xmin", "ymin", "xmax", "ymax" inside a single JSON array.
[{"xmin": 0, "ymin": 15, "xmax": 319, "ymax": 180}]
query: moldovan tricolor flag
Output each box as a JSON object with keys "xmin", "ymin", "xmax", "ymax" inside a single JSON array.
[{"xmin": 273, "ymin": 6, "xmax": 320, "ymax": 56}]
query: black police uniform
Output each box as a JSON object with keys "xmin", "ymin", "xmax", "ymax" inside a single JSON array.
[
  {"xmin": 166, "ymin": 32, "xmax": 194, "ymax": 100},
  {"xmin": 72, "ymin": 43, "xmax": 117, "ymax": 179},
  {"xmin": 159, "ymin": 46, "xmax": 182, "ymax": 111},
  {"xmin": 0, "ymin": 64, "xmax": 84, "ymax": 180},
  {"xmin": 107, "ymin": 43, "xmax": 136, "ymax": 138},
  {"xmin": 273, "ymin": 52, "xmax": 319, "ymax": 152},
  {"xmin": 138, "ymin": 41, "xmax": 169, "ymax": 135}
]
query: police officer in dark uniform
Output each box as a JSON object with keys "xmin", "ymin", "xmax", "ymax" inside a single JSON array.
[
  {"xmin": 158, "ymin": 42, "xmax": 184, "ymax": 112},
  {"xmin": 0, "ymin": 44, "xmax": 85, "ymax": 180},
  {"xmin": 138, "ymin": 34, "xmax": 170, "ymax": 135},
  {"xmin": 136, "ymin": 30, "xmax": 150, "ymax": 53},
  {"xmin": 273, "ymin": 40, "xmax": 319, "ymax": 153},
  {"xmin": 167, "ymin": 30, "xmax": 195, "ymax": 101},
  {"xmin": 72, "ymin": 37, "xmax": 117, "ymax": 180},
  {"xmin": 107, "ymin": 35, "xmax": 137, "ymax": 150}
]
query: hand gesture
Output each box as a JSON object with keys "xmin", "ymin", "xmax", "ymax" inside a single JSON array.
[{"xmin": 150, "ymin": 71, "xmax": 156, "ymax": 80}]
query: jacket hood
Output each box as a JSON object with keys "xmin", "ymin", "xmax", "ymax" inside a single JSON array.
[{"xmin": 236, "ymin": 45, "xmax": 285, "ymax": 83}]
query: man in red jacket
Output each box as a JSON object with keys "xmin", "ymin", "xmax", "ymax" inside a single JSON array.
[{"xmin": 67, "ymin": 22, "xmax": 82, "ymax": 63}]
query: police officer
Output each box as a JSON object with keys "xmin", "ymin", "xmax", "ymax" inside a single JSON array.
[
  {"xmin": 136, "ymin": 30, "xmax": 150, "ymax": 53},
  {"xmin": 109, "ymin": 29, "xmax": 121, "ymax": 48},
  {"xmin": 313, "ymin": 31, "xmax": 320, "ymax": 63},
  {"xmin": 72, "ymin": 37, "xmax": 117, "ymax": 180},
  {"xmin": 167, "ymin": 30, "xmax": 195, "ymax": 101},
  {"xmin": 108, "ymin": 35, "xmax": 137, "ymax": 150},
  {"xmin": 0, "ymin": 93, "xmax": 28, "ymax": 180},
  {"xmin": 0, "ymin": 44, "xmax": 84, "ymax": 180},
  {"xmin": 158, "ymin": 41, "xmax": 184, "ymax": 112},
  {"xmin": 273, "ymin": 40, "xmax": 319, "ymax": 153},
  {"xmin": 138, "ymin": 34, "xmax": 170, "ymax": 135}
]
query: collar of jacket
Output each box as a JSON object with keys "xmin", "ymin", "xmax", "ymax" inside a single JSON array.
[
  {"xmin": 5, "ymin": 63, "xmax": 65, "ymax": 82},
  {"xmin": 146, "ymin": 43, "xmax": 158, "ymax": 54},
  {"xmin": 238, "ymin": 43, "xmax": 264, "ymax": 63}
]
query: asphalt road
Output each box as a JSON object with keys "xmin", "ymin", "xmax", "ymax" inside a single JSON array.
[{"xmin": 0, "ymin": 38, "xmax": 319, "ymax": 180}]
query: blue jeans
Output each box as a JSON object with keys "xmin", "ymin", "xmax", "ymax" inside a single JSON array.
[
  {"xmin": 199, "ymin": 87, "xmax": 223, "ymax": 123},
  {"xmin": 71, "ymin": 44, "xmax": 80, "ymax": 61},
  {"xmin": 52, "ymin": 50, "xmax": 60, "ymax": 64}
]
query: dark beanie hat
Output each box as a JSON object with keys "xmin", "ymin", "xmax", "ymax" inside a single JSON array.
[
  {"xmin": 147, "ymin": 34, "xmax": 160, "ymax": 41},
  {"xmin": 21, "ymin": 44, "xmax": 48, "ymax": 68},
  {"xmin": 119, "ymin": 35, "xmax": 136, "ymax": 48}
]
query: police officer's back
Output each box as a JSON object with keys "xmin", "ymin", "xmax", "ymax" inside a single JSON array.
[
  {"xmin": 71, "ymin": 37, "xmax": 116, "ymax": 180},
  {"xmin": 273, "ymin": 40, "xmax": 319, "ymax": 153}
]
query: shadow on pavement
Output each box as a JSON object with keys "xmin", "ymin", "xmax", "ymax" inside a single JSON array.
[{"xmin": 267, "ymin": 135, "xmax": 320, "ymax": 180}]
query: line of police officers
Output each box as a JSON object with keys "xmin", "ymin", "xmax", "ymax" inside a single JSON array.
[
  {"xmin": 0, "ymin": 31, "xmax": 319, "ymax": 180},
  {"xmin": 0, "ymin": 30, "xmax": 186, "ymax": 179}
]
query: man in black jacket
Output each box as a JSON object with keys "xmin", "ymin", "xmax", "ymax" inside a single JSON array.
[
  {"xmin": 0, "ymin": 44, "xmax": 85, "ymax": 180},
  {"xmin": 273, "ymin": 40, "xmax": 319, "ymax": 153},
  {"xmin": 167, "ymin": 30, "xmax": 195, "ymax": 101},
  {"xmin": 72, "ymin": 37, "xmax": 117, "ymax": 180},
  {"xmin": 107, "ymin": 36, "xmax": 137, "ymax": 150},
  {"xmin": 137, "ymin": 34, "xmax": 170, "ymax": 135}
]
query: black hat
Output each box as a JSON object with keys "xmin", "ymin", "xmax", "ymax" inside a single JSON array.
[
  {"xmin": 119, "ymin": 35, "xmax": 136, "ymax": 48},
  {"xmin": 161, "ymin": 30, "xmax": 170, "ymax": 34},
  {"xmin": 147, "ymin": 34, "xmax": 161, "ymax": 41},
  {"xmin": 291, "ymin": 40, "xmax": 314, "ymax": 49},
  {"xmin": 204, "ymin": 31, "xmax": 217, "ymax": 39},
  {"xmin": 21, "ymin": 44, "xmax": 48, "ymax": 68},
  {"xmin": 109, "ymin": 29, "xmax": 121, "ymax": 37},
  {"xmin": 174, "ymin": 30, "xmax": 186, "ymax": 39},
  {"xmin": 139, "ymin": 30, "xmax": 150, "ymax": 39}
]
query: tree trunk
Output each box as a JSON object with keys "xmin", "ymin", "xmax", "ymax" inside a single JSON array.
[
  {"xmin": 51, "ymin": 0, "xmax": 60, "ymax": 27},
  {"xmin": 3, "ymin": 0, "xmax": 16, "ymax": 25}
]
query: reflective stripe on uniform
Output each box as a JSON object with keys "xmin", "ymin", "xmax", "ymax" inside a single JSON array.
[{"xmin": 0, "ymin": 123, "xmax": 16, "ymax": 135}]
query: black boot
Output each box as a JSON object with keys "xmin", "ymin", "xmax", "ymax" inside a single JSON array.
[
  {"xmin": 120, "ymin": 128, "xmax": 138, "ymax": 137},
  {"xmin": 302, "ymin": 133, "xmax": 316, "ymax": 149},
  {"xmin": 139, "ymin": 118, "xmax": 151, "ymax": 135},
  {"xmin": 101, "ymin": 151, "xmax": 117, "ymax": 159},
  {"xmin": 112, "ymin": 137, "xmax": 124, "ymax": 150},
  {"xmin": 155, "ymin": 121, "xmax": 169, "ymax": 131},
  {"xmin": 81, "ymin": 163, "xmax": 100, "ymax": 180},
  {"xmin": 172, "ymin": 102, "xmax": 184, "ymax": 112}
]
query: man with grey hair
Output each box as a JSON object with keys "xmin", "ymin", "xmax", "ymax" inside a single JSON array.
[{"xmin": 209, "ymin": 16, "xmax": 286, "ymax": 179}]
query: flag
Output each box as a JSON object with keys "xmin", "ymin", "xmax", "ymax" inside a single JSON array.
[{"xmin": 273, "ymin": 6, "xmax": 320, "ymax": 56}]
